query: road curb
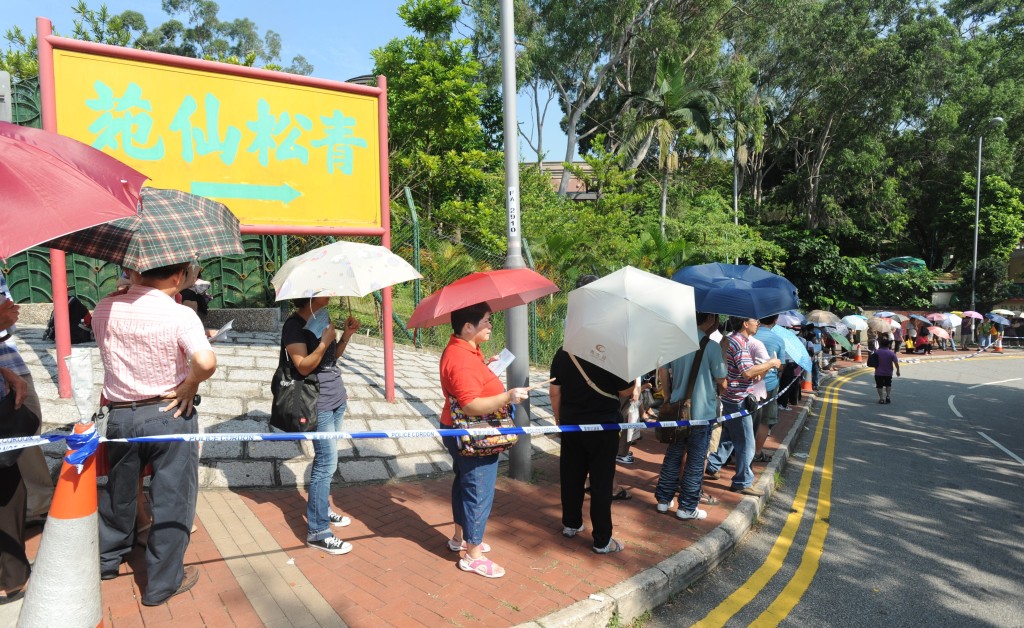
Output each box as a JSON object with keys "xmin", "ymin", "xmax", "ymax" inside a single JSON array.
[{"xmin": 519, "ymin": 365, "xmax": 872, "ymax": 627}]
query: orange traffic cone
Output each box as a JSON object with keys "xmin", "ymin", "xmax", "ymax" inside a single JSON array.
[
  {"xmin": 18, "ymin": 422, "xmax": 103, "ymax": 628},
  {"xmin": 801, "ymin": 379, "xmax": 814, "ymax": 392},
  {"xmin": 993, "ymin": 341, "xmax": 1003, "ymax": 353},
  {"xmin": 853, "ymin": 344, "xmax": 863, "ymax": 362}
]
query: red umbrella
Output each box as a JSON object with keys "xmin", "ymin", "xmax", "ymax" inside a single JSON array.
[
  {"xmin": 0, "ymin": 121, "xmax": 148, "ymax": 260},
  {"xmin": 928, "ymin": 326, "xmax": 950, "ymax": 340},
  {"xmin": 408, "ymin": 268, "xmax": 559, "ymax": 328}
]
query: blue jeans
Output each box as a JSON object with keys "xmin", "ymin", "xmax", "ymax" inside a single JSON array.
[
  {"xmin": 706, "ymin": 400, "xmax": 755, "ymax": 489},
  {"xmin": 980, "ymin": 335, "xmax": 991, "ymax": 349},
  {"xmin": 307, "ymin": 402, "xmax": 346, "ymax": 541},
  {"xmin": 443, "ymin": 436, "xmax": 499, "ymax": 546},
  {"xmin": 654, "ymin": 425, "xmax": 710, "ymax": 512}
]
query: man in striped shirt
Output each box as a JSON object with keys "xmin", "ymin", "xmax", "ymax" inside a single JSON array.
[
  {"xmin": 705, "ymin": 316, "xmax": 781, "ymax": 496},
  {"xmin": 92, "ymin": 261, "xmax": 217, "ymax": 606}
]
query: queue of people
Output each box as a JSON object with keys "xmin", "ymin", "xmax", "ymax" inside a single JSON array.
[{"xmin": 14, "ymin": 274, "xmax": 999, "ymax": 596}]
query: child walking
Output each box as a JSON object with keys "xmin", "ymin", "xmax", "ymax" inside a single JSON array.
[{"xmin": 873, "ymin": 338, "xmax": 901, "ymax": 404}]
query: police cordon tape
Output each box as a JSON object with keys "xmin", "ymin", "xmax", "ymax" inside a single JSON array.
[
  {"xmin": 0, "ymin": 348, "xmax": 1002, "ymax": 457},
  {"xmin": 0, "ymin": 372, "xmax": 801, "ymax": 454}
]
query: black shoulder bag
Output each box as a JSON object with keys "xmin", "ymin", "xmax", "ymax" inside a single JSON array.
[{"xmin": 270, "ymin": 350, "xmax": 320, "ymax": 433}]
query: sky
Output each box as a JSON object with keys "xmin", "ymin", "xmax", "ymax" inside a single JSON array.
[{"xmin": 3, "ymin": 0, "xmax": 569, "ymax": 161}]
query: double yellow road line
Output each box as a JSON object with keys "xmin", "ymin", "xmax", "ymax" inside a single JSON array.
[{"xmin": 694, "ymin": 369, "xmax": 862, "ymax": 627}]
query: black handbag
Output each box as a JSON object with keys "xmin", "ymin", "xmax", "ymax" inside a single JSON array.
[
  {"xmin": 0, "ymin": 393, "xmax": 42, "ymax": 468},
  {"xmin": 270, "ymin": 353, "xmax": 320, "ymax": 433}
]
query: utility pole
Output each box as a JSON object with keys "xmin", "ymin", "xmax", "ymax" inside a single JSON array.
[{"xmin": 500, "ymin": 0, "xmax": 531, "ymax": 481}]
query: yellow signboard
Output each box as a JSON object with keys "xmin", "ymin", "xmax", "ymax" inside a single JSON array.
[{"xmin": 52, "ymin": 49, "xmax": 381, "ymax": 229}]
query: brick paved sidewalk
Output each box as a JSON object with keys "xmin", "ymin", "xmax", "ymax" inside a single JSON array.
[
  {"xmin": 6, "ymin": 346, "xmax": 990, "ymax": 627},
  {"xmin": 10, "ymin": 402, "xmax": 803, "ymax": 628}
]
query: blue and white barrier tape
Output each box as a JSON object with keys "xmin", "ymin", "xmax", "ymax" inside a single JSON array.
[{"xmin": 0, "ymin": 350, "xmax": 1002, "ymax": 454}]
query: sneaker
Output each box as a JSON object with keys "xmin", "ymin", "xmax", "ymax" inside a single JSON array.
[
  {"xmin": 307, "ymin": 535, "xmax": 353, "ymax": 555},
  {"xmin": 705, "ymin": 469, "xmax": 721, "ymax": 480},
  {"xmin": 885, "ymin": 398, "xmax": 891, "ymax": 404},
  {"xmin": 615, "ymin": 452, "xmax": 635, "ymax": 464},
  {"xmin": 593, "ymin": 538, "xmax": 625, "ymax": 554},
  {"xmin": 656, "ymin": 499, "xmax": 676, "ymax": 514},
  {"xmin": 676, "ymin": 508, "xmax": 708, "ymax": 521},
  {"xmin": 562, "ymin": 524, "xmax": 585, "ymax": 538},
  {"xmin": 328, "ymin": 511, "xmax": 351, "ymax": 527}
]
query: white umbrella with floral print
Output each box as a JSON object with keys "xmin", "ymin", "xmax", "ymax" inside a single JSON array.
[{"xmin": 271, "ymin": 240, "xmax": 421, "ymax": 300}]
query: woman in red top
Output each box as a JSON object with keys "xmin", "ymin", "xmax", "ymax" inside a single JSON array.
[{"xmin": 439, "ymin": 303, "xmax": 528, "ymax": 579}]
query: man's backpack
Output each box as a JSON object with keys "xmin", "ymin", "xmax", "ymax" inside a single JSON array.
[{"xmin": 43, "ymin": 296, "xmax": 94, "ymax": 344}]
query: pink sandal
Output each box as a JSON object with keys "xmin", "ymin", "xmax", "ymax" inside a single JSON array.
[
  {"xmin": 448, "ymin": 539, "xmax": 491, "ymax": 552},
  {"xmin": 458, "ymin": 556, "xmax": 505, "ymax": 578}
]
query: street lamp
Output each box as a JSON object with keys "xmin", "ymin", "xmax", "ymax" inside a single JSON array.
[{"xmin": 971, "ymin": 116, "xmax": 1005, "ymax": 315}]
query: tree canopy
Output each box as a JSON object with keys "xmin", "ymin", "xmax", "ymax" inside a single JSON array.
[{"xmin": 5, "ymin": 0, "xmax": 1024, "ymax": 312}]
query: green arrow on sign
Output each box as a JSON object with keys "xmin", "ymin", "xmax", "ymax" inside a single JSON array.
[{"xmin": 191, "ymin": 182, "xmax": 302, "ymax": 204}]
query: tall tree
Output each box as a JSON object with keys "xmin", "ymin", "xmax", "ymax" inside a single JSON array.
[
  {"xmin": 620, "ymin": 56, "xmax": 718, "ymax": 234},
  {"xmin": 520, "ymin": 0, "xmax": 661, "ymax": 194},
  {"xmin": 1, "ymin": 0, "xmax": 313, "ymax": 76}
]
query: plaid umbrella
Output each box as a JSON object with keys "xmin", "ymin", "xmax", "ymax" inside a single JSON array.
[{"xmin": 44, "ymin": 188, "xmax": 243, "ymax": 271}]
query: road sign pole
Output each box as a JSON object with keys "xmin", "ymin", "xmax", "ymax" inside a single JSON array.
[{"xmin": 500, "ymin": 0, "xmax": 531, "ymax": 482}]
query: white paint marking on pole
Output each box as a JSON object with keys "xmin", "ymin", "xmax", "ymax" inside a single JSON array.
[
  {"xmin": 948, "ymin": 395, "xmax": 962, "ymax": 418},
  {"xmin": 977, "ymin": 431, "xmax": 1024, "ymax": 466},
  {"xmin": 968, "ymin": 377, "xmax": 1022, "ymax": 390}
]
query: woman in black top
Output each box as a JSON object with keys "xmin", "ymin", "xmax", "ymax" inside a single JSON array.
[{"xmin": 280, "ymin": 297, "xmax": 360, "ymax": 555}]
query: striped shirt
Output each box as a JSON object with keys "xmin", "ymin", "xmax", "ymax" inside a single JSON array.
[
  {"xmin": 92, "ymin": 285, "xmax": 211, "ymax": 402},
  {"xmin": 722, "ymin": 332, "xmax": 755, "ymax": 404},
  {"xmin": 0, "ymin": 275, "xmax": 28, "ymax": 376}
]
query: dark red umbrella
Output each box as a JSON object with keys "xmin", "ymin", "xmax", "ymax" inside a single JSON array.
[
  {"xmin": 0, "ymin": 121, "xmax": 148, "ymax": 260},
  {"xmin": 407, "ymin": 268, "xmax": 559, "ymax": 328}
]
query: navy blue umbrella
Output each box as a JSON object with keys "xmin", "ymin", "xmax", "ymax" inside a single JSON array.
[
  {"xmin": 671, "ymin": 263, "xmax": 799, "ymax": 319},
  {"xmin": 986, "ymin": 313, "xmax": 1011, "ymax": 326}
]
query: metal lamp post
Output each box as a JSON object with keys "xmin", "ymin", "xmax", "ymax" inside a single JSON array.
[
  {"xmin": 970, "ymin": 116, "xmax": 1004, "ymax": 346},
  {"xmin": 499, "ymin": 0, "xmax": 532, "ymax": 481},
  {"xmin": 971, "ymin": 117, "xmax": 1005, "ymax": 312}
]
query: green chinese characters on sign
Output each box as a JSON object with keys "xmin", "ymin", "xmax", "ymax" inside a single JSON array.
[
  {"xmin": 311, "ymin": 111, "xmax": 368, "ymax": 176},
  {"xmin": 85, "ymin": 81, "xmax": 165, "ymax": 160},
  {"xmin": 84, "ymin": 82, "xmax": 369, "ymax": 174},
  {"xmin": 169, "ymin": 94, "xmax": 242, "ymax": 165}
]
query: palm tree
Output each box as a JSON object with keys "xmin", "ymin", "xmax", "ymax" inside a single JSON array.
[{"xmin": 621, "ymin": 57, "xmax": 719, "ymax": 235}]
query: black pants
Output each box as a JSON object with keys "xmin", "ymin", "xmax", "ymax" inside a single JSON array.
[
  {"xmin": 780, "ymin": 364, "xmax": 801, "ymax": 406},
  {"xmin": 99, "ymin": 405, "xmax": 198, "ymax": 605},
  {"xmin": 560, "ymin": 429, "xmax": 619, "ymax": 549},
  {"xmin": 0, "ymin": 464, "xmax": 29, "ymax": 593}
]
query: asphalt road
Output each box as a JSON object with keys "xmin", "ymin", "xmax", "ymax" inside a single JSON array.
[{"xmin": 649, "ymin": 355, "xmax": 1024, "ymax": 627}]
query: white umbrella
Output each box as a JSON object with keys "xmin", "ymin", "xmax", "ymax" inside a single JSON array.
[
  {"xmin": 271, "ymin": 241, "xmax": 422, "ymax": 300},
  {"xmin": 990, "ymin": 308, "xmax": 1015, "ymax": 317},
  {"xmin": 841, "ymin": 315, "xmax": 868, "ymax": 331},
  {"xmin": 940, "ymin": 313, "xmax": 962, "ymax": 329},
  {"xmin": 563, "ymin": 266, "xmax": 699, "ymax": 382}
]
